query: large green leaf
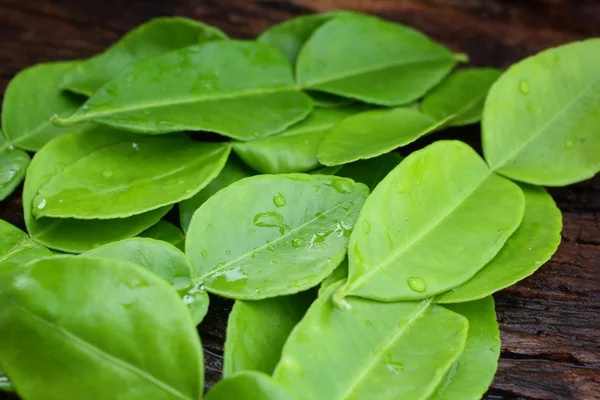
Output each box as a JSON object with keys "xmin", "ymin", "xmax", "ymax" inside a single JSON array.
[
  {"xmin": 273, "ymin": 282, "xmax": 468, "ymax": 400},
  {"xmin": 186, "ymin": 174, "xmax": 368, "ymax": 299},
  {"xmin": 0, "ymin": 256, "xmax": 204, "ymax": 399},
  {"xmin": 84, "ymin": 237, "xmax": 209, "ymax": 325},
  {"xmin": 335, "ymin": 141, "xmax": 525, "ymax": 302},
  {"xmin": 1, "ymin": 61, "xmax": 88, "ymax": 151},
  {"xmin": 0, "ymin": 134, "xmax": 29, "ymax": 201},
  {"xmin": 233, "ymin": 107, "xmax": 360, "ymax": 174},
  {"xmin": 436, "ymin": 185, "xmax": 561, "ymax": 303},
  {"xmin": 206, "ymin": 371, "xmax": 294, "ymax": 400},
  {"xmin": 482, "ymin": 39, "xmax": 600, "ymax": 186},
  {"xmin": 224, "ymin": 292, "xmax": 313, "ymax": 377},
  {"xmin": 53, "ymin": 41, "xmax": 313, "ymax": 140},
  {"xmin": 336, "ymin": 152, "xmax": 402, "ymax": 191},
  {"xmin": 420, "ymin": 68, "xmax": 502, "ymax": 127},
  {"xmin": 62, "ymin": 17, "xmax": 226, "ymax": 97},
  {"xmin": 24, "ymin": 127, "xmax": 171, "ymax": 253},
  {"xmin": 179, "ymin": 156, "xmax": 254, "ymax": 232},
  {"xmin": 296, "ymin": 13, "xmax": 459, "ymax": 106},
  {"xmin": 430, "ymin": 297, "xmax": 500, "ymax": 400},
  {"xmin": 0, "ymin": 220, "xmax": 52, "ymax": 275},
  {"xmin": 31, "ymin": 130, "xmax": 230, "ymax": 220},
  {"xmin": 139, "ymin": 220, "xmax": 185, "ymax": 251}
]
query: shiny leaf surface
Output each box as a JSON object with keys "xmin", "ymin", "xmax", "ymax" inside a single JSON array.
[
  {"xmin": 0, "ymin": 220, "xmax": 52, "ymax": 275},
  {"xmin": 0, "ymin": 134, "xmax": 29, "ymax": 201}
]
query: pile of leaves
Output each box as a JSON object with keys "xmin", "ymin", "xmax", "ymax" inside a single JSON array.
[{"xmin": 0, "ymin": 11, "xmax": 598, "ymax": 400}]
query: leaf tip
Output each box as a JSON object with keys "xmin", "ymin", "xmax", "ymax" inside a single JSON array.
[{"xmin": 453, "ymin": 53, "xmax": 470, "ymax": 63}]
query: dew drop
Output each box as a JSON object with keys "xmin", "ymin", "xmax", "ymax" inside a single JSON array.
[
  {"xmin": 253, "ymin": 211, "xmax": 284, "ymax": 228},
  {"xmin": 292, "ymin": 238, "xmax": 304, "ymax": 248},
  {"xmin": 273, "ymin": 192, "xmax": 287, "ymax": 207},
  {"xmin": 407, "ymin": 277, "xmax": 427, "ymax": 293},
  {"xmin": 386, "ymin": 362, "xmax": 404, "ymax": 375},
  {"xmin": 267, "ymin": 244, "xmax": 276, "ymax": 252},
  {"xmin": 363, "ymin": 220, "xmax": 372, "ymax": 233},
  {"xmin": 102, "ymin": 170, "xmax": 113, "ymax": 178},
  {"xmin": 327, "ymin": 179, "xmax": 354, "ymax": 194},
  {"xmin": 200, "ymin": 249, "xmax": 208, "ymax": 260},
  {"xmin": 565, "ymin": 140, "xmax": 573, "ymax": 148},
  {"xmin": 132, "ymin": 142, "xmax": 140, "ymax": 150},
  {"xmin": 82, "ymin": 104, "xmax": 90, "ymax": 111},
  {"xmin": 519, "ymin": 80, "xmax": 530, "ymax": 95},
  {"xmin": 37, "ymin": 198, "xmax": 47, "ymax": 209},
  {"xmin": 365, "ymin": 320, "xmax": 373, "ymax": 328},
  {"xmin": 225, "ymin": 250, "xmax": 231, "ymax": 255}
]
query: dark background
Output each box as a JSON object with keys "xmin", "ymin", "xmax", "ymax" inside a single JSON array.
[{"xmin": 0, "ymin": 0, "xmax": 599, "ymax": 399}]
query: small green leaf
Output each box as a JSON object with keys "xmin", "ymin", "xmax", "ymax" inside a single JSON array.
[
  {"xmin": 186, "ymin": 174, "xmax": 368, "ymax": 299},
  {"xmin": 233, "ymin": 107, "xmax": 361, "ymax": 174},
  {"xmin": 179, "ymin": 156, "xmax": 254, "ymax": 232},
  {"xmin": 0, "ymin": 133, "xmax": 29, "ymax": 201},
  {"xmin": 273, "ymin": 282, "xmax": 468, "ymax": 400},
  {"xmin": 0, "ymin": 220, "xmax": 52, "ymax": 276},
  {"xmin": 206, "ymin": 371, "xmax": 294, "ymax": 400},
  {"xmin": 336, "ymin": 152, "xmax": 402, "ymax": 191},
  {"xmin": 430, "ymin": 297, "xmax": 500, "ymax": 400},
  {"xmin": 0, "ymin": 256, "xmax": 204, "ymax": 399},
  {"xmin": 62, "ymin": 17, "xmax": 227, "ymax": 96},
  {"xmin": 139, "ymin": 220, "xmax": 185, "ymax": 251},
  {"xmin": 421, "ymin": 68, "xmax": 502, "ymax": 127},
  {"xmin": 2, "ymin": 61, "xmax": 90, "ymax": 151},
  {"xmin": 483, "ymin": 39, "xmax": 600, "ymax": 186},
  {"xmin": 317, "ymin": 107, "xmax": 439, "ymax": 166},
  {"xmin": 308, "ymin": 91, "xmax": 356, "ymax": 108},
  {"xmin": 24, "ymin": 127, "xmax": 171, "ymax": 253},
  {"xmin": 31, "ymin": 132, "xmax": 230, "ymax": 220},
  {"xmin": 436, "ymin": 185, "xmax": 562, "ymax": 303},
  {"xmin": 53, "ymin": 41, "xmax": 313, "ymax": 141},
  {"xmin": 297, "ymin": 13, "xmax": 458, "ymax": 106},
  {"xmin": 224, "ymin": 292, "xmax": 313, "ymax": 377},
  {"xmin": 336, "ymin": 141, "xmax": 525, "ymax": 302}
]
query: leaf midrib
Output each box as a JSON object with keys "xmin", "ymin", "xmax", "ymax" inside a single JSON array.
[
  {"xmin": 0, "ymin": 242, "xmax": 39, "ymax": 265},
  {"xmin": 0, "ymin": 290, "xmax": 193, "ymax": 400}
]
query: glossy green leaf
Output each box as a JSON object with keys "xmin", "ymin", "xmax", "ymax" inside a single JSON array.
[
  {"xmin": 31, "ymin": 132, "xmax": 230, "ymax": 220},
  {"xmin": 436, "ymin": 185, "xmax": 561, "ymax": 303},
  {"xmin": 24, "ymin": 127, "xmax": 171, "ymax": 253},
  {"xmin": 233, "ymin": 107, "xmax": 361, "ymax": 174},
  {"xmin": 83, "ymin": 237, "xmax": 209, "ymax": 325},
  {"xmin": 309, "ymin": 91, "xmax": 356, "ymax": 108},
  {"xmin": 206, "ymin": 371, "xmax": 294, "ymax": 400},
  {"xmin": 258, "ymin": 13, "xmax": 337, "ymax": 66},
  {"xmin": 336, "ymin": 152, "xmax": 402, "ymax": 191},
  {"xmin": 0, "ymin": 134, "xmax": 29, "ymax": 201},
  {"xmin": 318, "ymin": 258, "xmax": 348, "ymax": 296},
  {"xmin": 53, "ymin": 41, "xmax": 313, "ymax": 140},
  {"xmin": 179, "ymin": 156, "xmax": 253, "ymax": 232},
  {"xmin": 273, "ymin": 282, "xmax": 468, "ymax": 400},
  {"xmin": 483, "ymin": 39, "xmax": 600, "ymax": 186},
  {"xmin": 0, "ymin": 255, "xmax": 204, "ymax": 399},
  {"xmin": 186, "ymin": 174, "xmax": 369, "ymax": 299},
  {"xmin": 421, "ymin": 68, "xmax": 502, "ymax": 127},
  {"xmin": 139, "ymin": 220, "xmax": 185, "ymax": 251},
  {"xmin": 2, "ymin": 61, "xmax": 89, "ymax": 151},
  {"xmin": 430, "ymin": 297, "xmax": 500, "ymax": 400},
  {"xmin": 336, "ymin": 140, "xmax": 525, "ymax": 302},
  {"xmin": 0, "ymin": 220, "xmax": 52, "ymax": 276},
  {"xmin": 224, "ymin": 292, "xmax": 313, "ymax": 377},
  {"xmin": 0, "ymin": 365, "xmax": 11, "ymax": 392},
  {"xmin": 317, "ymin": 107, "xmax": 439, "ymax": 166},
  {"xmin": 62, "ymin": 17, "xmax": 227, "ymax": 97},
  {"xmin": 296, "ymin": 13, "xmax": 459, "ymax": 106}
]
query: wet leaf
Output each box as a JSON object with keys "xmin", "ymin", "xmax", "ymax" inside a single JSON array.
[
  {"xmin": 0, "ymin": 133, "xmax": 29, "ymax": 201},
  {"xmin": 0, "ymin": 220, "xmax": 52, "ymax": 276}
]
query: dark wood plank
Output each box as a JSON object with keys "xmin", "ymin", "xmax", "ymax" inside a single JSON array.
[{"xmin": 0, "ymin": 1, "xmax": 599, "ymax": 399}]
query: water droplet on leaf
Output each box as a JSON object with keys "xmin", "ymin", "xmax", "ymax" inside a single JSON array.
[
  {"xmin": 37, "ymin": 198, "xmax": 47, "ymax": 209},
  {"xmin": 102, "ymin": 170, "xmax": 113, "ymax": 178},
  {"xmin": 273, "ymin": 192, "xmax": 286, "ymax": 207},
  {"xmin": 519, "ymin": 80, "xmax": 530, "ymax": 95},
  {"xmin": 292, "ymin": 238, "xmax": 304, "ymax": 248},
  {"xmin": 407, "ymin": 277, "xmax": 427, "ymax": 293}
]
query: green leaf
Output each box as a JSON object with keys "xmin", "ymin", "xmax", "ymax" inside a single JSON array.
[
  {"xmin": 186, "ymin": 174, "xmax": 369, "ymax": 299},
  {"xmin": 309, "ymin": 91, "xmax": 356, "ymax": 108},
  {"xmin": 0, "ymin": 255, "xmax": 204, "ymax": 399},
  {"xmin": 53, "ymin": 41, "xmax": 314, "ymax": 141},
  {"xmin": 233, "ymin": 107, "xmax": 361, "ymax": 174},
  {"xmin": 179, "ymin": 156, "xmax": 254, "ymax": 232},
  {"xmin": 436, "ymin": 185, "xmax": 561, "ymax": 303},
  {"xmin": 24, "ymin": 127, "xmax": 171, "ymax": 253},
  {"xmin": 62, "ymin": 17, "xmax": 227, "ymax": 97},
  {"xmin": 430, "ymin": 297, "xmax": 500, "ymax": 400},
  {"xmin": 318, "ymin": 258, "xmax": 348, "ymax": 296},
  {"xmin": 83, "ymin": 237, "xmax": 209, "ymax": 325},
  {"xmin": 0, "ymin": 133, "xmax": 29, "ymax": 201},
  {"xmin": 317, "ymin": 107, "xmax": 439, "ymax": 166},
  {"xmin": 0, "ymin": 220, "xmax": 52, "ymax": 276},
  {"xmin": 258, "ymin": 13, "xmax": 337, "ymax": 66},
  {"xmin": 1, "ymin": 61, "xmax": 90, "ymax": 151},
  {"xmin": 206, "ymin": 371, "xmax": 294, "ymax": 400},
  {"xmin": 31, "ymin": 132, "xmax": 230, "ymax": 220},
  {"xmin": 296, "ymin": 13, "xmax": 458, "ymax": 106},
  {"xmin": 336, "ymin": 141, "xmax": 525, "ymax": 302},
  {"xmin": 336, "ymin": 152, "xmax": 402, "ymax": 191},
  {"xmin": 224, "ymin": 292, "xmax": 313, "ymax": 377},
  {"xmin": 482, "ymin": 39, "xmax": 600, "ymax": 186},
  {"xmin": 421, "ymin": 68, "xmax": 502, "ymax": 127},
  {"xmin": 139, "ymin": 220, "xmax": 185, "ymax": 251},
  {"xmin": 273, "ymin": 282, "xmax": 468, "ymax": 400}
]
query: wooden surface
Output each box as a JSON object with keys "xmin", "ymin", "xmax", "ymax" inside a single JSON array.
[{"xmin": 0, "ymin": 0, "xmax": 599, "ymax": 399}]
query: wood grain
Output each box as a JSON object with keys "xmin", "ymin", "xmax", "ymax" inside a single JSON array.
[{"xmin": 0, "ymin": 1, "xmax": 599, "ymax": 399}]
